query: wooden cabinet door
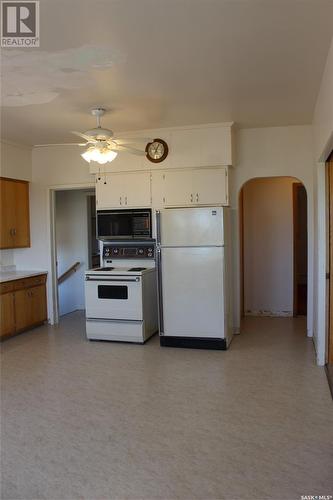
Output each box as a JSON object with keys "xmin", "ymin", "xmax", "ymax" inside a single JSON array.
[
  {"xmin": 30, "ymin": 285, "xmax": 47, "ymax": 325},
  {"xmin": 13, "ymin": 180, "xmax": 30, "ymax": 247},
  {"xmin": 192, "ymin": 168, "xmax": 228, "ymax": 206},
  {"xmin": 0, "ymin": 178, "xmax": 30, "ymax": 249},
  {"xmin": 0, "ymin": 293, "xmax": 15, "ymax": 338},
  {"xmin": 14, "ymin": 285, "xmax": 47, "ymax": 331},
  {"xmin": 14, "ymin": 288, "xmax": 32, "ymax": 332},
  {"xmin": 0, "ymin": 178, "xmax": 16, "ymax": 248}
]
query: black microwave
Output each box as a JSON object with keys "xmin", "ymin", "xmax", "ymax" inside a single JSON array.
[{"xmin": 96, "ymin": 209, "xmax": 152, "ymax": 240}]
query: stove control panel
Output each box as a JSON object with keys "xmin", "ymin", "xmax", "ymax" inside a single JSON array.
[{"xmin": 103, "ymin": 244, "xmax": 155, "ymax": 259}]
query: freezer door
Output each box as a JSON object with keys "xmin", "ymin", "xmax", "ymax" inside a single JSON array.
[
  {"xmin": 158, "ymin": 207, "xmax": 224, "ymax": 247},
  {"xmin": 160, "ymin": 247, "xmax": 225, "ymax": 338}
]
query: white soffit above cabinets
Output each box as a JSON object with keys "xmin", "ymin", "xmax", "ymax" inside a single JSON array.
[{"xmin": 1, "ymin": 0, "xmax": 333, "ymax": 145}]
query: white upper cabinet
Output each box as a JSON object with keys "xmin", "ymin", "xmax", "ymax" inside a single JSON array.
[
  {"xmin": 89, "ymin": 124, "xmax": 234, "ymax": 175},
  {"xmin": 191, "ymin": 168, "xmax": 228, "ymax": 206},
  {"xmin": 170, "ymin": 126, "xmax": 233, "ymax": 168},
  {"xmin": 151, "ymin": 167, "xmax": 229, "ymax": 207},
  {"xmin": 96, "ymin": 171, "xmax": 151, "ymax": 209}
]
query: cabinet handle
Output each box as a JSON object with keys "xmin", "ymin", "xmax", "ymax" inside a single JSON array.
[
  {"xmin": 119, "ymin": 197, "xmax": 122, "ymax": 205},
  {"xmin": 125, "ymin": 196, "xmax": 127, "ymax": 205},
  {"xmin": 190, "ymin": 194, "xmax": 193, "ymax": 203},
  {"xmin": 13, "ymin": 228, "xmax": 16, "ymax": 236},
  {"xmin": 196, "ymin": 193, "xmax": 199, "ymax": 202}
]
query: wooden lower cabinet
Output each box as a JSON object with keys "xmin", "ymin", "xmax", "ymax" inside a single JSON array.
[
  {"xmin": 0, "ymin": 292, "xmax": 15, "ymax": 337},
  {"xmin": 0, "ymin": 274, "xmax": 47, "ymax": 340}
]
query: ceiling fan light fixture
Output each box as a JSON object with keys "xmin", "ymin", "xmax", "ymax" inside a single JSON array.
[{"xmin": 81, "ymin": 146, "xmax": 118, "ymax": 164}]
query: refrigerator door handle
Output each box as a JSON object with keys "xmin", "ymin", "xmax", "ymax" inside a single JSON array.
[
  {"xmin": 156, "ymin": 210, "xmax": 161, "ymax": 246},
  {"xmin": 156, "ymin": 246, "xmax": 164, "ymax": 335}
]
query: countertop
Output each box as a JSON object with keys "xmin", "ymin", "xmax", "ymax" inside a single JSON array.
[{"xmin": 0, "ymin": 270, "xmax": 48, "ymax": 284}]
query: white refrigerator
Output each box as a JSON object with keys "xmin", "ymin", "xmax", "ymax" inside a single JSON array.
[{"xmin": 156, "ymin": 207, "xmax": 232, "ymax": 349}]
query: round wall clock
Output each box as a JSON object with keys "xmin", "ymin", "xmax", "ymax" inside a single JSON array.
[{"xmin": 145, "ymin": 138, "xmax": 169, "ymax": 163}]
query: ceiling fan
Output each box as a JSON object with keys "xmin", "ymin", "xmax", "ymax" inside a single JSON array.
[{"xmin": 35, "ymin": 108, "xmax": 151, "ymax": 164}]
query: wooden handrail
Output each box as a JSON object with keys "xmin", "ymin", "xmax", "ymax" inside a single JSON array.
[{"xmin": 58, "ymin": 262, "xmax": 80, "ymax": 284}]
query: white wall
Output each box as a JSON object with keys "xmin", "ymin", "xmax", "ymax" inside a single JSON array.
[
  {"xmin": 231, "ymin": 125, "xmax": 315, "ymax": 335},
  {"xmin": 56, "ymin": 190, "xmax": 93, "ymax": 316},
  {"xmin": 313, "ymin": 38, "xmax": 333, "ymax": 162},
  {"xmin": 312, "ymin": 37, "xmax": 333, "ymax": 365},
  {"xmin": 0, "ymin": 140, "xmax": 32, "ymax": 268},
  {"xmin": 0, "ymin": 140, "xmax": 32, "ymax": 181},
  {"xmin": 242, "ymin": 177, "xmax": 295, "ymax": 316}
]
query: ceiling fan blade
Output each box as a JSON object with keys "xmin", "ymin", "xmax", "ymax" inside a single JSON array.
[
  {"xmin": 113, "ymin": 137, "xmax": 153, "ymax": 145},
  {"xmin": 34, "ymin": 142, "xmax": 87, "ymax": 147},
  {"xmin": 71, "ymin": 131, "xmax": 97, "ymax": 143},
  {"xmin": 112, "ymin": 144, "xmax": 146, "ymax": 156}
]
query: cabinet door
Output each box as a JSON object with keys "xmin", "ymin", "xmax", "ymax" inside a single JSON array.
[
  {"xmin": 30, "ymin": 285, "xmax": 47, "ymax": 325},
  {"xmin": 96, "ymin": 172, "xmax": 151, "ymax": 209},
  {"xmin": 161, "ymin": 170, "xmax": 194, "ymax": 207},
  {"xmin": 13, "ymin": 180, "xmax": 30, "ymax": 247},
  {"xmin": 0, "ymin": 178, "xmax": 30, "ymax": 249},
  {"xmin": 0, "ymin": 293, "xmax": 15, "ymax": 338},
  {"xmin": 14, "ymin": 288, "xmax": 32, "ymax": 331},
  {"xmin": 14, "ymin": 285, "xmax": 47, "ymax": 331},
  {"xmin": 124, "ymin": 172, "xmax": 151, "ymax": 207},
  {"xmin": 96, "ymin": 174, "xmax": 127, "ymax": 209},
  {"xmin": 0, "ymin": 179, "xmax": 16, "ymax": 248},
  {"xmin": 192, "ymin": 168, "xmax": 228, "ymax": 206}
]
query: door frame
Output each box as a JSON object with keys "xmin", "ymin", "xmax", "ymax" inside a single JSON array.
[
  {"xmin": 293, "ymin": 182, "xmax": 308, "ymax": 316},
  {"xmin": 326, "ymin": 152, "xmax": 333, "ymax": 364},
  {"xmin": 239, "ymin": 188, "xmax": 245, "ymax": 318},
  {"xmin": 239, "ymin": 176, "xmax": 308, "ymax": 323},
  {"xmin": 49, "ymin": 183, "xmax": 95, "ymax": 324}
]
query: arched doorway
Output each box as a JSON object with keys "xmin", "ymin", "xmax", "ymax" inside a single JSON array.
[{"xmin": 239, "ymin": 176, "xmax": 308, "ymax": 325}]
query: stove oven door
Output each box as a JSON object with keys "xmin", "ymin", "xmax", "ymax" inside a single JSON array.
[{"xmin": 85, "ymin": 275, "xmax": 143, "ymax": 321}]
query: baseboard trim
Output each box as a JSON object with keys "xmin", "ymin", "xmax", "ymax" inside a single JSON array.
[
  {"xmin": 160, "ymin": 336, "xmax": 227, "ymax": 350},
  {"xmin": 245, "ymin": 310, "xmax": 293, "ymax": 317}
]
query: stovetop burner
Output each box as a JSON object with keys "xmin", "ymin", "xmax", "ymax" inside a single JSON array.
[
  {"xmin": 128, "ymin": 267, "xmax": 147, "ymax": 272},
  {"xmin": 94, "ymin": 267, "xmax": 115, "ymax": 271}
]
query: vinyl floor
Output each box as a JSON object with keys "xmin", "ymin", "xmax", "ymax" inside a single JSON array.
[{"xmin": 1, "ymin": 312, "xmax": 332, "ymax": 500}]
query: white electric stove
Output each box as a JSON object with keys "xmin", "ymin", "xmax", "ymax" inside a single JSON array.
[{"xmin": 85, "ymin": 241, "xmax": 158, "ymax": 343}]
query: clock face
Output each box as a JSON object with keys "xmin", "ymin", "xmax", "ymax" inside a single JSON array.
[{"xmin": 145, "ymin": 138, "xmax": 168, "ymax": 163}]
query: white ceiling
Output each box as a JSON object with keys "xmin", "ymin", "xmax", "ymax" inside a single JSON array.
[{"xmin": 1, "ymin": 0, "xmax": 333, "ymax": 145}]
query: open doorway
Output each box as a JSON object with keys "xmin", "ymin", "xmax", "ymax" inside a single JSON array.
[
  {"xmin": 239, "ymin": 176, "xmax": 308, "ymax": 322},
  {"xmin": 55, "ymin": 188, "xmax": 97, "ymax": 319}
]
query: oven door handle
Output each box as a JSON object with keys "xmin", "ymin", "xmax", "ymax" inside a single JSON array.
[{"xmin": 85, "ymin": 277, "xmax": 140, "ymax": 282}]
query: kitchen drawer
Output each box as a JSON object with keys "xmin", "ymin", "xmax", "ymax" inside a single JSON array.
[
  {"xmin": 13, "ymin": 274, "xmax": 47, "ymax": 291},
  {"xmin": 0, "ymin": 282, "xmax": 14, "ymax": 294}
]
